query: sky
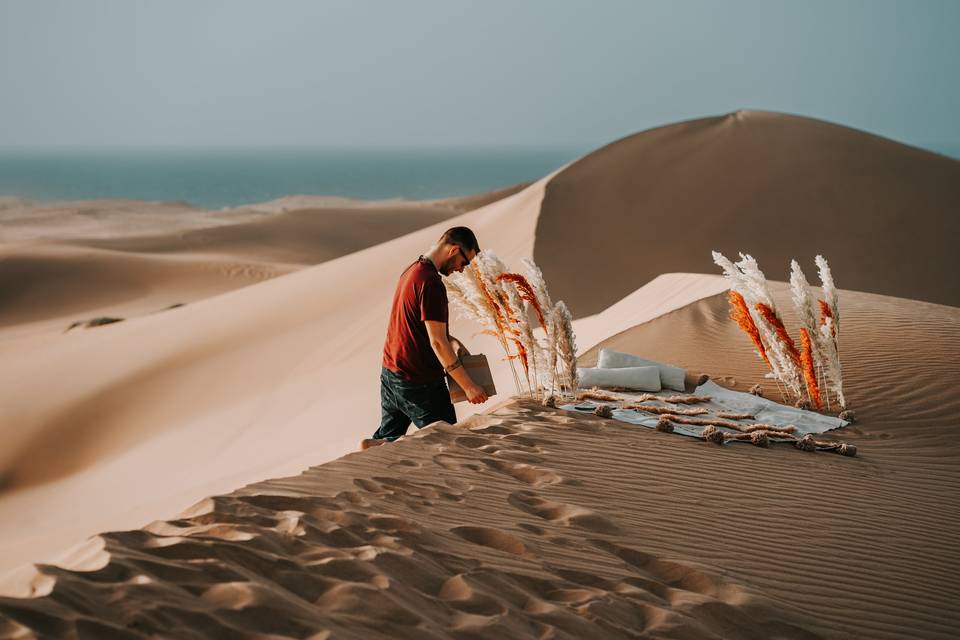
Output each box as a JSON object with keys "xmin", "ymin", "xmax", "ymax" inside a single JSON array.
[{"xmin": 1, "ymin": 0, "xmax": 958, "ymax": 150}]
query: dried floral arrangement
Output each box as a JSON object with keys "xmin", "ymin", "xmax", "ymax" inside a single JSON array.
[
  {"xmin": 712, "ymin": 251, "xmax": 847, "ymax": 413},
  {"xmin": 444, "ymin": 252, "xmax": 579, "ymax": 399}
]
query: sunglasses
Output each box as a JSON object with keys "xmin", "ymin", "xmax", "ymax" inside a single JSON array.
[{"xmin": 457, "ymin": 245, "xmax": 471, "ymax": 265}]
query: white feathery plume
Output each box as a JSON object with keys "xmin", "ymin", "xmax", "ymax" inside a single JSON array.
[
  {"xmin": 447, "ymin": 252, "xmax": 574, "ymax": 401},
  {"xmin": 500, "ymin": 278, "xmax": 536, "ymax": 396},
  {"xmin": 552, "ymin": 301, "xmax": 579, "ymax": 395},
  {"xmin": 815, "ymin": 255, "xmax": 840, "ymax": 333},
  {"xmin": 520, "ymin": 257, "xmax": 554, "ymax": 312},
  {"xmin": 519, "ymin": 257, "xmax": 555, "ymax": 395},
  {"xmin": 719, "ymin": 252, "xmax": 802, "ymax": 400},
  {"xmin": 789, "ymin": 260, "xmax": 824, "ymax": 371},
  {"xmin": 735, "ymin": 253, "xmax": 777, "ymax": 309},
  {"xmin": 738, "ymin": 253, "xmax": 804, "ymax": 399},
  {"xmin": 757, "ymin": 312, "xmax": 804, "ymax": 399},
  {"xmin": 819, "ymin": 317, "xmax": 846, "ymax": 409},
  {"xmin": 544, "ymin": 304, "xmax": 560, "ymax": 395},
  {"xmin": 715, "ymin": 250, "xmax": 785, "ymax": 396},
  {"xmin": 815, "ymin": 254, "xmax": 845, "ymax": 409},
  {"xmin": 446, "ymin": 252, "xmax": 522, "ymax": 394},
  {"xmin": 445, "ymin": 268, "xmax": 495, "ymax": 332},
  {"xmin": 477, "ymin": 252, "xmax": 536, "ymax": 396},
  {"xmin": 789, "ymin": 259, "xmax": 828, "ymax": 407},
  {"xmin": 790, "ymin": 260, "xmax": 819, "ymax": 338},
  {"xmin": 712, "ymin": 250, "xmax": 750, "ymax": 295},
  {"xmin": 444, "ymin": 276, "xmax": 483, "ymax": 325}
]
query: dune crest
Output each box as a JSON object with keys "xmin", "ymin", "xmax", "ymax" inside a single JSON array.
[{"xmin": 535, "ymin": 109, "xmax": 960, "ymax": 316}]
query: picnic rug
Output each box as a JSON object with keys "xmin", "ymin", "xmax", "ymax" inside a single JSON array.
[{"xmin": 559, "ymin": 379, "xmax": 850, "ymax": 444}]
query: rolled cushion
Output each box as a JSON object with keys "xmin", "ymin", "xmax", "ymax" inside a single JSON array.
[
  {"xmin": 577, "ymin": 366, "xmax": 662, "ymax": 391},
  {"xmin": 597, "ymin": 348, "xmax": 687, "ymax": 392}
]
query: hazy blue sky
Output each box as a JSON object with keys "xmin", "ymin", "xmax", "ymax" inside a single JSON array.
[{"xmin": 1, "ymin": 0, "xmax": 958, "ymax": 149}]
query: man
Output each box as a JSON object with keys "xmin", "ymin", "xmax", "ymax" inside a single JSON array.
[{"xmin": 361, "ymin": 227, "xmax": 489, "ymax": 449}]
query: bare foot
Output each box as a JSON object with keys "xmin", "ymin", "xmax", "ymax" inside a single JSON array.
[{"xmin": 360, "ymin": 438, "xmax": 388, "ymax": 450}]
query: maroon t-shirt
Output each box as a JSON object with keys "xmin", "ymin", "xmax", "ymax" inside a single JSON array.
[{"xmin": 382, "ymin": 256, "xmax": 448, "ymax": 383}]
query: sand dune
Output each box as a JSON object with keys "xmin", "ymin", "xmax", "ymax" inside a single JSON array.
[
  {"xmin": 0, "ymin": 166, "xmax": 561, "ymax": 587},
  {"xmin": 0, "ymin": 243, "xmax": 298, "ymax": 340},
  {"xmin": 51, "ymin": 184, "xmax": 527, "ymax": 264},
  {"xmin": 0, "ymin": 415, "xmax": 824, "ymax": 639},
  {"xmin": 0, "ymin": 185, "xmax": 524, "ymax": 343},
  {"xmin": 55, "ymin": 207, "xmax": 464, "ymax": 264},
  {"xmin": 535, "ymin": 109, "xmax": 960, "ymax": 316},
  {"xmin": 577, "ymin": 285, "xmax": 960, "ymax": 639},
  {"xmin": 2, "ymin": 282, "xmax": 956, "ymax": 638},
  {"xmin": 1, "ymin": 110, "xmax": 958, "ymax": 637}
]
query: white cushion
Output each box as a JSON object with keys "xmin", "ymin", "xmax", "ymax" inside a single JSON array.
[
  {"xmin": 597, "ymin": 348, "xmax": 687, "ymax": 392},
  {"xmin": 577, "ymin": 366, "xmax": 662, "ymax": 391}
]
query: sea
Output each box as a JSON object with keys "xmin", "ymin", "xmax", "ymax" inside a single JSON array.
[
  {"xmin": 0, "ymin": 143, "xmax": 956, "ymax": 211},
  {"xmin": 0, "ymin": 146, "xmax": 591, "ymax": 210}
]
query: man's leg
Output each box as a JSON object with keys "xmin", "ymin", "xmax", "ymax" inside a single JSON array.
[
  {"xmin": 370, "ymin": 368, "xmax": 412, "ymax": 442},
  {"xmin": 397, "ymin": 377, "xmax": 457, "ymax": 429}
]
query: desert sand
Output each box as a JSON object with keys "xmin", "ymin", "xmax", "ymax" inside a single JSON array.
[{"xmin": 0, "ymin": 110, "xmax": 958, "ymax": 638}]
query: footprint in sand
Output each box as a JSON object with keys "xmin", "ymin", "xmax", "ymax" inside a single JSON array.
[
  {"xmin": 501, "ymin": 433, "xmax": 553, "ymax": 449},
  {"xmin": 450, "ymin": 526, "xmax": 531, "ymax": 557},
  {"xmin": 480, "ymin": 458, "xmax": 561, "ymax": 488},
  {"xmin": 437, "ymin": 574, "xmax": 508, "ymax": 617},
  {"xmin": 454, "ymin": 435, "xmax": 501, "ymax": 453},
  {"xmin": 387, "ymin": 458, "xmax": 422, "ymax": 469},
  {"xmin": 468, "ymin": 425, "xmax": 514, "ymax": 436},
  {"xmin": 508, "ymin": 490, "xmax": 620, "ymax": 533},
  {"xmin": 352, "ymin": 478, "xmax": 386, "ymax": 495},
  {"xmin": 432, "ymin": 453, "xmax": 483, "ymax": 472},
  {"xmin": 589, "ymin": 539, "xmax": 749, "ymax": 606}
]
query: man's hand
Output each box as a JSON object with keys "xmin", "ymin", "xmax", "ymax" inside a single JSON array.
[
  {"xmin": 426, "ymin": 320, "xmax": 487, "ymax": 405},
  {"xmin": 465, "ymin": 381, "xmax": 488, "ymax": 404}
]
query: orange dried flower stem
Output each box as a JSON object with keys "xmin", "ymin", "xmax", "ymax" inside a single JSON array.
[
  {"xmin": 799, "ymin": 328, "xmax": 823, "ymax": 409},
  {"xmin": 728, "ymin": 291, "xmax": 770, "ymax": 366},
  {"xmin": 818, "ymin": 299, "xmax": 837, "ymax": 340},
  {"xmin": 512, "ymin": 339, "xmax": 529, "ymax": 377},
  {"xmin": 471, "ymin": 264, "xmax": 522, "ymax": 395},
  {"xmin": 755, "ymin": 302, "xmax": 802, "ymax": 368},
  {"xmin": 497, "ymin": 273, "xmax": 547, "ymax": 329},
  {"xmin": 473, "ymin": 266, "xmax": 509, "ymax": 338}
]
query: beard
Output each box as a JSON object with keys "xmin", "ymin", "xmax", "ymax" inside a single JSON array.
[{"xmin": 438, "ymin": 255, "xmax": 457, "ymax": 276}]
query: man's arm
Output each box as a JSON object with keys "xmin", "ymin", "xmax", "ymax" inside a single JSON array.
[{"xmin": 424, "ymin": 320, "xmax": 488, "ymax": 404}]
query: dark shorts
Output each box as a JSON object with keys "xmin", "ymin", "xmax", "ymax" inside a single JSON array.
[{"xmin": 373, "ymin": 367, "xmax": 457, "ymax": 441}]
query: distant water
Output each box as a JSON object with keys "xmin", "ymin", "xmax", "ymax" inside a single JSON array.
[
  {"xmin": 1, "ymin": 142, "xmax": 955, "ymax": 211},
  {"xmin": 0, "ymin": 147, "xmax": 589, "ymax": 210}
]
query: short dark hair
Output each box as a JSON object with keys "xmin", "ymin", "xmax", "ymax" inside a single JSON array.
[{"xmin": 439, "ymin": 227, "xmax": 479, "ymax": 254}]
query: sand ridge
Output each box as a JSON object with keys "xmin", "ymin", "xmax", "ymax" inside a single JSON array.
[
  {"xmin": 535, "ymin": 109, "xmax": 960, "ymax": 316},
  {"xmin": 1, "ymin": 281, "xmax": 956, "ymax": 638},
  {"xmin": 0, "ymin": 412, "xmax": 825, "ymax": 639}
]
